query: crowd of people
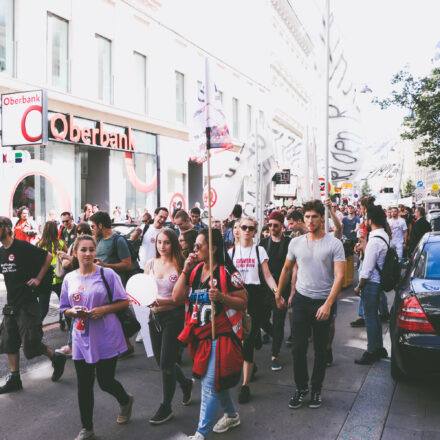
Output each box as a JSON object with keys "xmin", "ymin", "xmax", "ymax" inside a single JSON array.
[{"xmin": 0, "ymin": 195, "xmax": 433, "ymax": 440}]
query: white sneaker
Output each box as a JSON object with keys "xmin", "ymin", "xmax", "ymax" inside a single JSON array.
[
  {"xmin": 74, "ymin": 428, "xmax": 95, "ymax": 440},
  {"xmin": 188, "ymin": 432, "xmax": 205, "ymax": 440},
  {"xmin": 213, "ymin": 413, "xmax": 240, "ymax": 433},
  {"xmin": 136, "ymin": 332, "xmax": 143, "ymax": 343}
]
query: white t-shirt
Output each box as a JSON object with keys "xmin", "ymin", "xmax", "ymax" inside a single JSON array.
[
  {"xmin": 387, "ymin": 217, "xmax": 407, "ymax": 245},
  {"xmin": 228, "ymin": 245, "xmax": 269, "ymax": 285},
  {"xmin": 139, "ymin": 225, "xmax": 161, "ymax": 270}
]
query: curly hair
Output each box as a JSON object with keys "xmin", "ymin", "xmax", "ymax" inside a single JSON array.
[{"xmin": 302, "ymin": 199, "xmax": 325, "ymax": 217}]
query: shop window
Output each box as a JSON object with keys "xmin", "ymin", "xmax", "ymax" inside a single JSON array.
[
  {"xmin": 47, "ymin": 13, "xmax": 69, "ymax": 91},
  {"xmin": 176, "ymin": 71, "xmax": 185, "ymax": 123},
  {"xmin": 0, "ymin": 0, "xmax": 14, "ymax": 75},
  {"xmin": 96, "ymin": 34, "xmax": 112, "ymax": 104},
  {"xmin": 134, "ymin": 52, "xmax": 147, "ymax": 114}
]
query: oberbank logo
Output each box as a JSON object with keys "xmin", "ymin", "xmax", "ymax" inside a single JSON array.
[{"xmin": 1, "ymin": 90, "xmax": 48, "ymax": 147}]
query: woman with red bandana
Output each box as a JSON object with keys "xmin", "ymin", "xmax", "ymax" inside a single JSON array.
[{"xmin": 173, "ymin": 229, "xmax": 247, "ymax": 439}]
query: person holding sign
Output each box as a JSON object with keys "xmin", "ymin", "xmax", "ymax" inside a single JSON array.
[
  {"xmin": 173, "ymin": 229, "xmax": 247, "ymax": 439},
  {"xmin": 144, "ymin": 228, "xmax": 194, "ymax": 425}
]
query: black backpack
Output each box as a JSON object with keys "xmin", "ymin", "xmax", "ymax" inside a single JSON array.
[
  {"xmin": 373, "ymin": 235, "xmax": 400, "ymax": 292},
  {"xmin": 111, "ymin": 234, "xmax": 142, "ymax": 284}
]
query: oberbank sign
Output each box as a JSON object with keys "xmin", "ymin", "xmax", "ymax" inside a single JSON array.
[{"xmin": 1, "ymin": 90, "xmax": 136, "ymax": 151}]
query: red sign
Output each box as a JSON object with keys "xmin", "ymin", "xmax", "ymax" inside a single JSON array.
[
  {"xmin": 169, "ymin": 193, "xmax": 186, "ymax": 221},
  {"xmin": 49, "ymin": 113, "xmax": 136, "ymax": 151},
  {"xmin": 312, "ymin": 178, "xmax": 331, "ymax": 197},
  {"xmin": 203, "ymin": 187, "xmax": 218, "ymax": 208}
]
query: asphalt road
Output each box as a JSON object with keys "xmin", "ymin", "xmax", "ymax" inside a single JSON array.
[{"xmin": 0, "ymin": 285, "xmax": 439, "ymax": 440}]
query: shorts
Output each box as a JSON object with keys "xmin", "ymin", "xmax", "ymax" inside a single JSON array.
[{"xmin": 0, "ymin": 300, "xmax": 47, "ymax": 359}]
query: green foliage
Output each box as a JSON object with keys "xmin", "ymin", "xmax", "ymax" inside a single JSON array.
[
  {"xmin": 375, "ymin": 68, "xmax": 440, "ymax": 169},
  {"xmin": 401, "ymin": 177, "xmax": 416, "ymax": 197},
  {"xmin": 361, "ymin": 180, "xmax": 372, "ymax": 197}
]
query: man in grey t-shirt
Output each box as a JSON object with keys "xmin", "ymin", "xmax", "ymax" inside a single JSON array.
[{"xmin": 277, "ymin": 200, "xmax": 345, "ymax": 409}]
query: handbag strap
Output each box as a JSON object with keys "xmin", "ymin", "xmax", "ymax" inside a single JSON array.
[{"xmin": 100, "ymin": 267, "xmax": 113, "ymax": 304}]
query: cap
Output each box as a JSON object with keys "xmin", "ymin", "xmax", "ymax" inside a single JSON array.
[
  {"xmin": 0, "ymin": 216, "xmax": 13, "ymax": 229},
  {"xmin": 269, "ymin": 210, "xmax": 284, "ymax": 224}
]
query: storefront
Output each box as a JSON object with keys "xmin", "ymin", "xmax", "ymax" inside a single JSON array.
[{"xmin": 1, "ymin": 90, "xmax": 159, "ymax": 224}]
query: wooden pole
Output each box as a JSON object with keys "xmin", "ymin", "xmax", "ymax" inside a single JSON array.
[{"xmin": 206, "ymin": 125, "xmax": 216, "ymax": 340}]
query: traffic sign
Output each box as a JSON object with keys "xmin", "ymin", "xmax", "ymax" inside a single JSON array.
[
  {"xmin": 432, "ymin": 183, "xmax": 439, "ymax": 192},
  {"xmin": 353, "ymin": 194, "xmax": 359, "ymax": 198},
  {"xmin": 415, "ymin": 188, "xmax": 425, "ymax": 201},
  {"xmin": 169, "ymin": 193, "xmax": 186, "ymax": 221},
  {"xmin": 417, "ymin": 180, "xmax": 423, "ymax": 187}
]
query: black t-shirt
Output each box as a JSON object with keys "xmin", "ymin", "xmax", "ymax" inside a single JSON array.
[
  {"xmin": 188, "ymin": 264, "xmax": 243, "ymax": 328},
  {"xmin": 0, "ymin": 239, "xmax": 48, "ymax": 306},
  {"xmin": 260, "ymin": 236, "xmax": 291, "ymax": 282}
]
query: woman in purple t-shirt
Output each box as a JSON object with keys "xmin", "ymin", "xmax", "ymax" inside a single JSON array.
[{"xmin": 60, "ymin": 235, "xmax": 133, "ymax": 440}]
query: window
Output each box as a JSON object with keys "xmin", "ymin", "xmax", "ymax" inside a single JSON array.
[
  {"xmin": 176, "ymin": 71, "xmax": 185, "ymax": 123},
  {"xmin": 0, "ymin": 0, "xmax": 14, "ymax": 74},
  {"xmin": 134, "ymin": 52, "xmax": 147, "ymax": 113},
  {"xmin": 216, "ymin": 89, "xmax": 223, "ymax": 106},
  {"xmin": 232, "ymin": 98, "xmax": 239, "ymax": 138},
  {"xmin": 247, "ymin": 104, "xmax": 252, "ymax": 134},
  {"xmin": 259, "ymin": 110, "xmax": 265, "ymax": 125},
  {"xmin": 96, "ymin": 35, "xmax": 112, "ymax": 103},
  {"xmin": 47, "ymin": 13, "xmax": 69, "ymax": 90}
]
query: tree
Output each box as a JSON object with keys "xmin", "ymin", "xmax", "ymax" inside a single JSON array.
[
  {"xmin": 376, "ymin": 68, "xmax": 440, "ymax": 169},
  {"xmin": 361, "ymin": 180, "xmax": 372, "ymax": 197},
  {"xmin": 401, "ymin": 177, "xmax": 416, "ymax": 198}
]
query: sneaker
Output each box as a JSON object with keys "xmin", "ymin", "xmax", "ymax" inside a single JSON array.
[
  {"xmin": 288, "ymin": 388, "xmax": 309, "ymax": 409},
  {"xmin": 326, "ymin": 349, "xmax": 333, "ymax": 367},
  {"xmin": 375, "ymin": 347, "xmax": 388, "ymax": 359},
  {"xmin": 271, "ymin": 358, "xmax": 282, "ymax": 371},
  {"xmin": 182, "ymin": 378, "xmax": 195, "ymax": 406},
  {"xmin": 213, "ymin": 413, "xmax": 241, "ymax": 433},
  {"xmin": 309, "ymin": 391, "xmax": 322, "ymax": 408},
  {"xmin": 238, "ymin": 385, "xmax": 250, "ymax": 404},
  {"xmin": 118, "ymin": 346, "xmax": 135, "ymax": 360},
  {"xmin": 251, "ymin": 363, "xmax": 258, "ymax": 382},
  {"xmin": 262, "ymin": 333, "xmax": 270, "ymax": 344},
  {"xmin": 285, "ymin": 336, "xmax": 293, "ymax": 346},
  {"xmin": 350, "ymin": 318, "xmax": 365, "ymax": 328},
  {"xmin": 51, "ymin": 352, "xmax": 67, "ymax": 382},
  {"xmin": 188, "ymin": 432, "xmax": 205, "ymax": 440},
  {"xmin": 354, "ymin": 351, "xmax": 379, "ymax": 365},
  {"xmin": 149, "ymin": 404, "xmax": 173, "ymax": 425},
  {"xmin": 55, "ymin": 345, "xmax": 72, "ymax": 357},
  {"xmin": 0, "ymin": 374, "xmax": 22, "ymax": 394},
  {"xmin": 74, "ymin": 428, "xmax": 95, "ymax": 440},
  {"xmin": 117, "ymin": 394, "xmax": 134, "ymax": 424},
  {"xmin": 135, "ymin": 332, "xmax": 143, "ymax": 343}
]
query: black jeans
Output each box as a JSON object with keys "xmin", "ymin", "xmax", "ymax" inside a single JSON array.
[
  {"xmin": 272, "ymin": 287, "xmax": 290, "ymax": 358},
  {"xmin": 149, "ymin": 307, "xmax": 189, "ymax": 408},
  {"xmin": 242, "ymin": 285, "xmax": 266, "ymax": 363},
  {"xmin": 291, "ymin": 292, "xmax": 334, "ymax": 392},
  {"xmin": 74, "ymin": 357, "xmax": 129, "ymax": 430}
]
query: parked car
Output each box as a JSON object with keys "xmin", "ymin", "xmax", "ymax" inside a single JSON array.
[{"xmin": 390, "ymin": 232, "xmax": 440, "ymax": 380}]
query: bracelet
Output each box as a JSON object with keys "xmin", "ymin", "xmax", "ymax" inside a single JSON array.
[{"xmin": 182, "ymin": 270, "xmax": 189, "ymax": 277}]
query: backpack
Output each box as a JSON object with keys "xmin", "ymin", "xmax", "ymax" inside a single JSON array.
[
  {"xmin": 373, "ymin": 235, "xmax": 400, "ymax": 292},
  {"xmin": 111, "ymin": 233, "xmax": 142, "ymax": 284}
]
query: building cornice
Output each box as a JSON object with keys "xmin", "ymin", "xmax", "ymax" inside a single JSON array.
[
  {"xmin": 271, "ymin": 0, "xmax": 313, "ymax": 57},
  {"xmin": 273, "ymin": 110, "xmax": 303, "ymax": 138}
]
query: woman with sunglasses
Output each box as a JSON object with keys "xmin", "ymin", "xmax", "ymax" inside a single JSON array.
[
  {"xmin": 56, "ymin": 223, "xmax": 92, "ymax": 357},
  {"xmin": 144, "ymin": 228, "xmax": 194, "ymax": 425},
  {"xmin": 173, "ymin": 229, "xmax": 247, "ymax": 439},
  {"xmin": 228, "ymin": 217, "xmax": 282, "ymax": 404},
  {"xmin": 60, "ymin": 235, "xmax": 133, "ymax": 440}
]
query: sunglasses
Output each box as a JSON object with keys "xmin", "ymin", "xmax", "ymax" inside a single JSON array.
[
  {"xmin": 62, "ymin": 220, "xmax": 70, "ymax": 224},
  {"xmin": 194, "ymin": 243, "xmax": 202, "ymax": 250},
  {"xmin": 241, "ymin": 225, "xmax": 256, "ymax": 232},
  {"xmin": 268, "ymin": 223, "xmax": 280, "ymax": 228}
]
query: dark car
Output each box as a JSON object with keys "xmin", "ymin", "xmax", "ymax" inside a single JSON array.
[{"xmin": 390, "ymin": 232, "xmax": 440, "ymax": 380}]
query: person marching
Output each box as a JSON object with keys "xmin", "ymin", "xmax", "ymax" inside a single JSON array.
[
  {"xmin": 228, "ymin": 217, "xmax": 282, "ymax": 403},
  {"xmin": 145, "ymin": 228, "xmax": 194, "ymax": 425},
  {"xmin": 60, "ymin": 235, "xmax": 133, "ymax": 440},
  {"xmin": 173, "ymin": 229, "xmax": 247, "ymax": 439}
]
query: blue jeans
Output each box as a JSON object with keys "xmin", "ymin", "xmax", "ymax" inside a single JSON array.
[
  {"xmin": 361, "ymin": 282, "xmax": 383, "ymax": 352},
  {"xmin": 197, "ymin": 339, "xmax": 237, "ymax": 438},
  {"xmin": 358, "ymin": 290, "xmax": 389, "ymax": 317}
]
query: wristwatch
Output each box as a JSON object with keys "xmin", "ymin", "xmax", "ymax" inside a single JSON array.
[{"xmin": 272, "ymin": 287, "xmax": 278, "ymax": 295}]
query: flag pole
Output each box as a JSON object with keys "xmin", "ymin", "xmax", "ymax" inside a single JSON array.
[
  {"xmin": 324, "ymin": 0, "xmax": 330, "ymax": 232},
  {"xmin": 205, "ymin": 58, "xmax": 216, "ymax": 340}
]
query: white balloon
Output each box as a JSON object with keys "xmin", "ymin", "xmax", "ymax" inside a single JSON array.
[{"xmin": 126, "ymin": 274, "xmax": 158, "ymax": 307}]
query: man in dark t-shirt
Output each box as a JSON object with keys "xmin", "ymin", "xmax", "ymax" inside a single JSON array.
[{"xmin": 0, "ymin": 216, "xmax": 67, "ymax": 394}]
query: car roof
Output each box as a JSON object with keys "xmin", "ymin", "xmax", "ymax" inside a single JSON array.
[{"xmin": 425, "ymin": 232, "xmax": 440, "ymax": 243}]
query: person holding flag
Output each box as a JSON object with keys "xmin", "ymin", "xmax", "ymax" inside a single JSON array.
[{"xmin": 173, "ymin": 229, "xmax": 247, "ymax": 439}]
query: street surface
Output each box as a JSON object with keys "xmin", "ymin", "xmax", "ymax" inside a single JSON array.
[{"xmin": 0, "ymin": 283, "xmax": 439, "ymax": 440}]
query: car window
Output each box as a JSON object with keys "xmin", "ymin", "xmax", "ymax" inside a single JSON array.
[
  {"xmin": 413, "ymin": 251, "xmax": 427, "ymax": 279},
  {"xmin": 424, "ymin": 243, "xmax": 440, "ymax": 280}
]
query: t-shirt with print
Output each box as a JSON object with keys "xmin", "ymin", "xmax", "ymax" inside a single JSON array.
[
  {"xmin": 228, "ymin": 245, "xmax": 268, "ymax": 285},
  {"xmin": 59, "ymin": 267, "xmax": 127, "ymax": 363},
  {"xmin": 61, "ymin": 224, "xmax": 77, "ymax": 248},
  {"xmin": 387, "ymin": 217, "xmax": 407, "ymax": 245},
  {"xmin": 0, "ymin": 239, "xmax": 48, "ymax": 306},
  {"xmin": 139, "ymin": 226, "xmax": 161, "ymax": 270},
  {"xmin": 187, "ymin": 264, "xmax": 243, "ymax": 328},
  {"xmin": 286, "ymin": 233, "xmax": 345, "ymax": 300}
]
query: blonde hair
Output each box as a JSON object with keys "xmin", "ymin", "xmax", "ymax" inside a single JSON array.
[{"xmin": 238, "ymin": 216, "xmax": 258, "ymax": 231}]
